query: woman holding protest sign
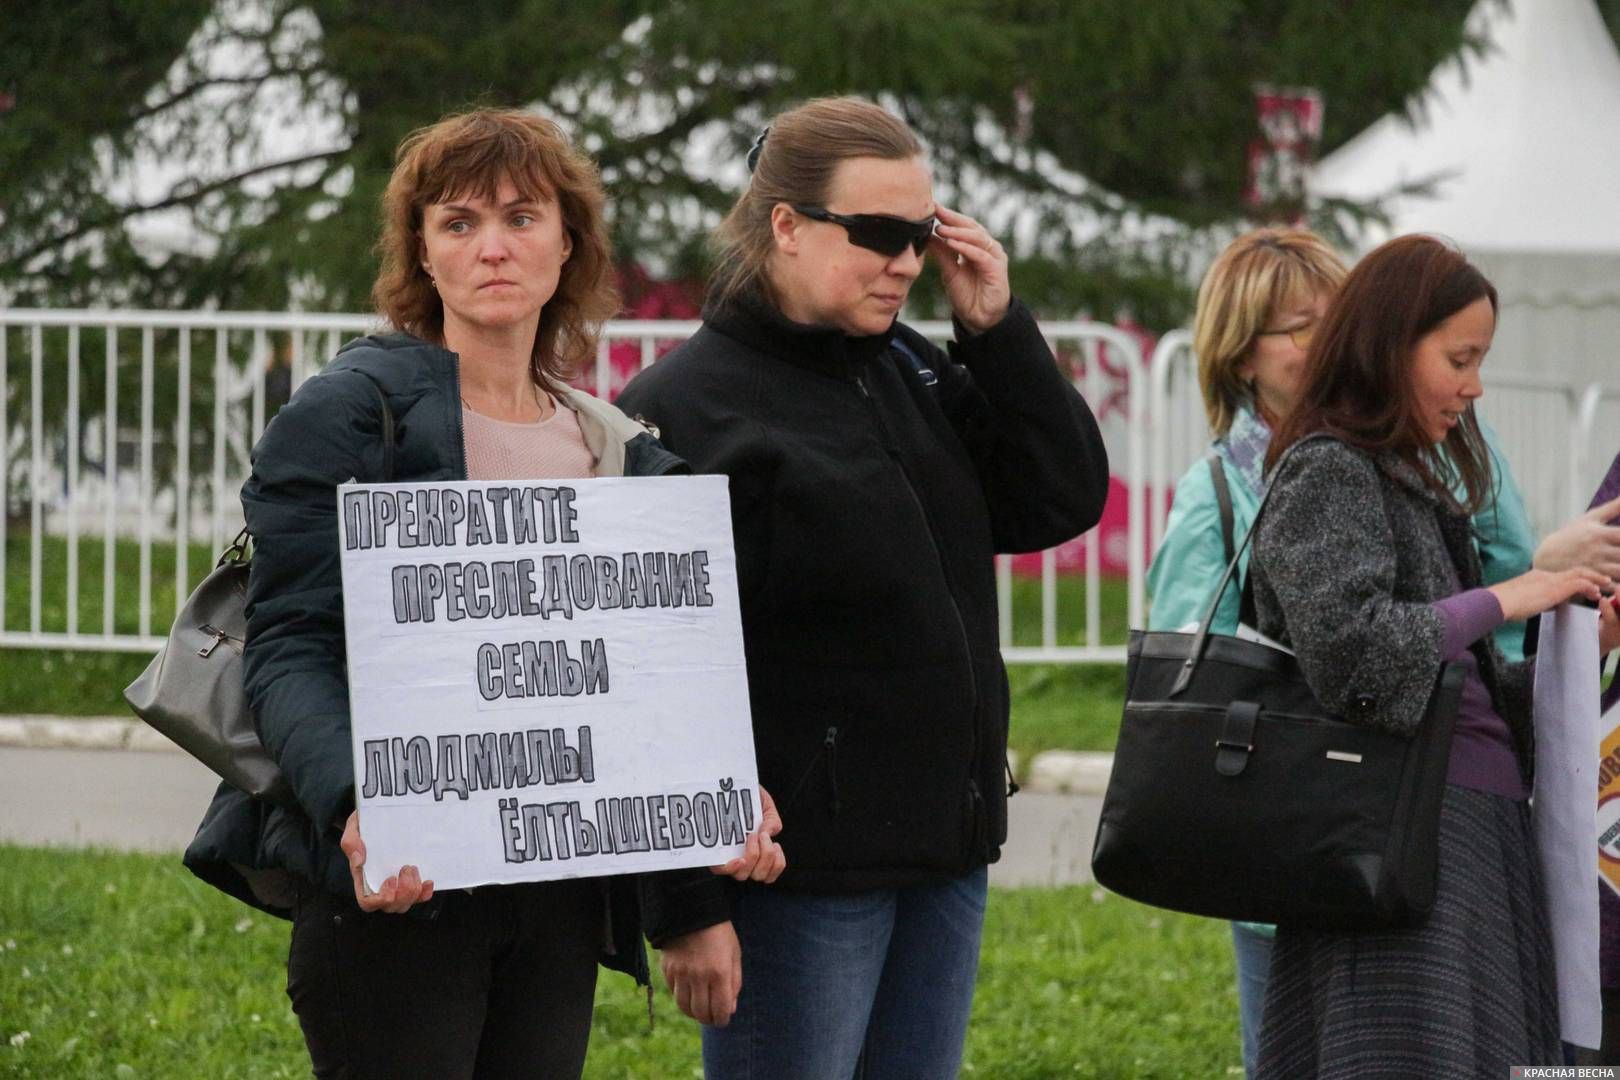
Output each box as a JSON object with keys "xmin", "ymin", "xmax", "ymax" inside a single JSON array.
[
  {"xmin": 183, "ymin": 108, "xmax": 784, "ymax": 1079},
  {"xmin": 1246, "ymin": 234, "xmax": 1620, "ymax": 1076},
  {"xmin": 616, "ymin": 96, "xmax": 1108, "ymax": 1078}
]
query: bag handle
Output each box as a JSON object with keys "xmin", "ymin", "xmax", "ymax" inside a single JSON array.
[
  {"xmin": 358, "ymin": 372, "xmax": 397, "ymax": 482},
  {"xmin": 225, "ymin": 372, "xmax": 397, "ymax": 565},
  {"xmin": 1206, "ymin": 451, "xmax": 1236, "ymax": 566},
  {"xmin": 1168, "ymin": 433, "xmax": 1329, "ymax": 696}
]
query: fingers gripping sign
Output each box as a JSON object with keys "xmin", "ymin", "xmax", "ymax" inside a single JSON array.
[
  {"xmin": 1600, "ymin": 590, "xmax": 1620, "ymax": 656},
  {"xmin": 1489, "ymin": 566, "xmax": 1613, "ymax": 622},
  {"xmin": 930, "ymin": 205, "xmax": 1011, "ymax": 334},
  {"xmin": 710, "ymin": 786, "xmax": 787, "ymax": 883},
  {"xmin": 342, "ymin": 809, "xmax": 435, "ymax": 914}
]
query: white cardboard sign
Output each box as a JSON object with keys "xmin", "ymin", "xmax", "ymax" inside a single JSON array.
[
  {"xmin": 1532, "ymin": 603, "xmax": 1602, "ymax": 1050},
  {"xmin": 337, "ymin": 475, "xmax": 759, "ymax": 892}
]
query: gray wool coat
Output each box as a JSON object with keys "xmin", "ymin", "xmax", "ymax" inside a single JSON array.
[{"xmin": 1248, "ymin": 435, "xmax": 1535, "ymax": 787}]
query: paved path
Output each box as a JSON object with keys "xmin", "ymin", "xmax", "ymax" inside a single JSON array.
[
  {"xmin": 990, "ymin": 790, "xmax": 1103, "ymax": 888},
  {"xmin": 0, "ymin": 746, "xmax": 221, "ymax": 853},
  {"xmin": 0, "ymin": 744, "xmax": 1104, "ymax": 886}
]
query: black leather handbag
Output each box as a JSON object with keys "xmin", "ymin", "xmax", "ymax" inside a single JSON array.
[
  {"xmin": 123, "ymin": 373, "xmax": 394, "ymax": 808},
  {"xmin": 1091, "ymin": 442, "xmax": 1465, "ymax": 931}
]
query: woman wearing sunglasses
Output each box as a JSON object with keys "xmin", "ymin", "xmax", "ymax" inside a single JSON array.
[{"xmin": 616, "ymin": 95, "xmax": 1108, "ymax": 1078}]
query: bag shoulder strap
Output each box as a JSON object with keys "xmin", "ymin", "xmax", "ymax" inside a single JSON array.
[
  {"xmin": 1169, "ymin": 433, "xmax": 1333, "ymax": 696},
  {"xmin": 1206, "ymin": 450, "xmax": 1235, "ymax": 566},
  {"xmin": 889, "ymin": 334, "xmax": 940, "ymax": 387},
  {"xmin": 233, "ymin": 372, "xmax": 395, "ymax": 564},
  {"xmin": 354, "ymin": 372, "xmax": 396, "ymax": 482}
]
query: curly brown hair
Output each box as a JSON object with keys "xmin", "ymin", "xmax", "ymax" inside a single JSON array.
[{"xmin": 371, "ymin": 108, "xmax": 618, "ymax": 389}]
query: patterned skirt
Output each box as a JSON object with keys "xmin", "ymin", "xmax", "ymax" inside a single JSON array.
[{"xmin": 1255, "ymin": 784, "xmax": 1561, "ymax": 1078}]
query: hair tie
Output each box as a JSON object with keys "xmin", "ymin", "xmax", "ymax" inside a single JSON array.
[{"xmin": 746, "ymin": 126, "xmax": 770, "ymax": 173}]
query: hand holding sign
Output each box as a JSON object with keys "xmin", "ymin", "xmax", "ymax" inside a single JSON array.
[
  {"xmin": 1600, "ymin": 592, "xmax": 1620, "ymax": 655},
  {"xmin": 711, "ymin": 786, "xmax": 785, "ymax": 883},
  {"xmin": 339, "ymin": 786, "xmax": 784, "ymax": 917},
  {"xmin": 341, "ymin": 809, "xmax": 435, "ymax": 913}
]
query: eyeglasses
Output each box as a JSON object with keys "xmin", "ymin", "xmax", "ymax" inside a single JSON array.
[
  {"xmin": 1257, "ymin": 320, "xmax": 1317, "ymax": 350},
  {"xmin": 791, "ymin": 205, "xmax": 938, "ymax": 258}
]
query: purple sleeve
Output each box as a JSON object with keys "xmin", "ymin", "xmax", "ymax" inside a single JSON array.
[
  {"xmin": 1590, "ymin": 449, "xmax": 1620, "ymax": 517},
  {"xmin": 1431, "ymin": 588, "xmax": 1505, "ymax": 657}
]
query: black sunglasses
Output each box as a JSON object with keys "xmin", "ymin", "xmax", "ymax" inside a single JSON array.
[{"xmin": 792, "ymin": 205, "xmax": 938, "ymax": 258}]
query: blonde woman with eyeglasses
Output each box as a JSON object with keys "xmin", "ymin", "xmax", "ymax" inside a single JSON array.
[{"xmin": 1146, "ymin": 227, "xmax": 1345, "ymax": 1076}]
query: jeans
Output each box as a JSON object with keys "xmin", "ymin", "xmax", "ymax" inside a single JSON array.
[
  {"xmin": 286, "ymin": 877, "xmax": 601, "ymax": 1080},
  {"xmin": 1232, "ymin": 921, "xmax": 1275, "ymax": 1078},
  {"xmin": 702, "ymin": 866, "xmax": 989, "ymax": 1080}
]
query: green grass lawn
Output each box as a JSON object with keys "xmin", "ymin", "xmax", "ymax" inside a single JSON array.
[
  {"xmin": 1006, "ymin": 663, "xmax": 1126, "ymax": 759},
  {"xmin": 0, "ymin": 845, "xmax": 1240, "ymax": 1079},
  {"xmin": 0, "ymin": 532, "xmax": 215, "ymax": 721},
  {"xmin": 0, "ymin": 533, "xmax": 1129, "ymax": 755},
  {"xmin": 0, "ymin": 531, "xmax": 215, "ymax": 638},
  {"xmin": 1001, "ymin": 574, "xmax": 1130, "ymax": 756}
]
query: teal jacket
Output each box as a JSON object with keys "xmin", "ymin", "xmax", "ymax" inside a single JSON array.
[{"xmin": 1147, "ymin": 410, "xmax": 1535, "ymax": 661}]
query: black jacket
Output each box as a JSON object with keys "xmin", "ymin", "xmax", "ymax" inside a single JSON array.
[
  {"xmin": 182, "ymin": 331, "xmax": 683, "ymax": 984},
  {"xmin": 616, "ymin": 295, "xmax": 1108, "ymax": 942}
]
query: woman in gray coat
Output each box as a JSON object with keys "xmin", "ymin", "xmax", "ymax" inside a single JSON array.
[{"xmin": 1248, "ymin": 234, "xmax": 1620, "ymax": 1077}]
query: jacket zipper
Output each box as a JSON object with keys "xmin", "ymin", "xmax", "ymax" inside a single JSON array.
[
  {"xmin": 852, "ymin": 374, "xmax": 978, "ymax": 705},
  {"xmin": 451, "ymin": 355, "xmax": 469, "ymax": 481},
  {"xmin": 781, "ymin": 724, "xmax": 842, "ymax": 814},
  {"xmin": 853, "ymin": 372, "xmax": 988, "ymax": 817},
  {"xmin": 823, "ymin": 726, "xmax": 841, "ymax": 817},
  {"xmin": 853, "ymin": 377, "xmax": 978, "ymax": 706},
  {"xmin": 964, "ymin": 777, "xmax": 986, "ymax": 852},
  {"xmin": 197, "ymin": 624, "xmax": 244, "ymax": 658}
]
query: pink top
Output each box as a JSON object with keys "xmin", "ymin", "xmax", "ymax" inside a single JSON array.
[{"xmin": 462, "ymin": 399, "xmax": 595, "ymax": 482}]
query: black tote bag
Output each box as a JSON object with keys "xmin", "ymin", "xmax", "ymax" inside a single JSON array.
[{"xmin": 1091, "ymin": 441, "xmax": 1465, "ymax": 931}]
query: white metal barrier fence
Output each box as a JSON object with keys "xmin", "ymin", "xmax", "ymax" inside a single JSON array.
[
  {"xmin": 0, "ymin": 310, "xmax": 1146, "ymax": 662},
  {"xmin": 1148, "ymin": 329, "xmax": 1618, "ymax": 553}
]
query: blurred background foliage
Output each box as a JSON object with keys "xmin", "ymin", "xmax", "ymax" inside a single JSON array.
[{"xmin": 4, "ymin": 0, "xmax": 1619, "ymax": 326}]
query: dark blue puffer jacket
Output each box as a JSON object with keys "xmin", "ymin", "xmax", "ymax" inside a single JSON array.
[{"xmin": 183, "ymin": 331, "xmax": 682, "ymax": 984}]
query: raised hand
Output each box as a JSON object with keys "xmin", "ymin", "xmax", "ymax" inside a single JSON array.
[{"xmin": 930, "ymin": 205, "xmax": 1011, "ymax": 334}]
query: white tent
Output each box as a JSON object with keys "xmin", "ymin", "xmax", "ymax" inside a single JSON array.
[
  {"xmin": 1312, "ymin": 0, "xmax": 1620, "ymax": 388},
  {"xmin": 1312, "ymin": 0, "xmax": 1620, "ymax": 527}
]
